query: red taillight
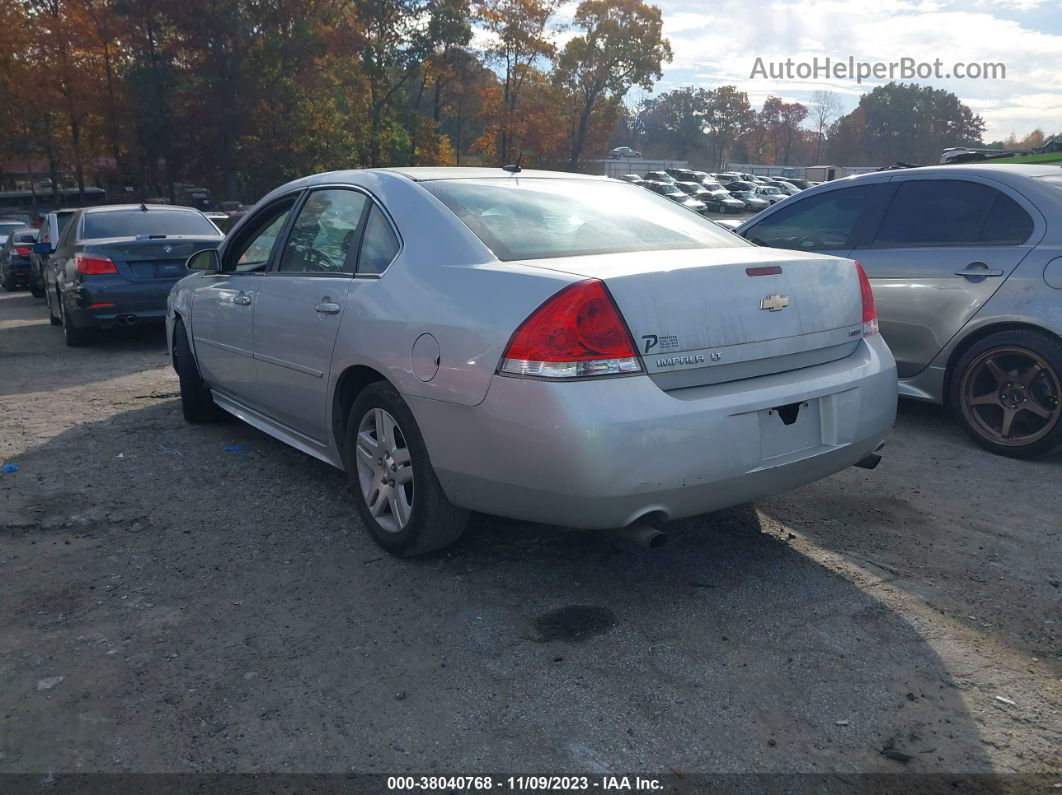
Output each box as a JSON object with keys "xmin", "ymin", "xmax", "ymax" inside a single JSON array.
[
  {"xmin": 75, "ymin": 254, "xmax": 118, "ymax": 275},
  {"xmin": 15, "ymin": 245, "xmax": 31, "ymax": 257},
  {"xmin": 856, "ymin": 261, "xmax": 878, "ymax": 335},
  {"xmin": 500, "ymin": 279, "xmax": 642, "ymax": 378}
]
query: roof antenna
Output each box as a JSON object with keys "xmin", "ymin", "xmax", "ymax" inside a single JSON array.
[
  {"xmin": 501, "ymin": 163, "xmax": 522, "ymax": 174},
  {"xmin": 139, "ymin": 201, "xmax": 149, "ymax": 212}
]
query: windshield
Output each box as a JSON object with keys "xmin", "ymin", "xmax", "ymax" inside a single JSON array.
[
  {"xmin": 82, "ymin": 209, "xmax": 220, "ymax": 240},
  {"xmin": 0, "ymin": 223, "xmax": 22, "ymax": 238},
  {"xmin": 423, "ymin": 178, "xmax": 742, "ymax": 261}
]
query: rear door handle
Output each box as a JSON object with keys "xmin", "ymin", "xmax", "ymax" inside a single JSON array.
[
  {"xmin": 315, "ymin": 301, "xmax": 341, "ymax": 314},
  {"xmin": 233, "ymin": 293, "xmax": 252, "ymax": 306},
  {"xmin": 954, "ymin": 262, "xmax": 1004, "ymax": 279}
]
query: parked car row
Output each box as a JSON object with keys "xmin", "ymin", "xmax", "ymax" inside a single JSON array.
[
  {"xmin": 616, "ymin": 168, "xmax": 818, "ymax": 216},
  {"xmin": 7, "ymin": 164, "xmax": 1058, "ymax": 562},
  {"xmin": 13, "ymin": 204, "xmax": 224, "ymax": 345}
]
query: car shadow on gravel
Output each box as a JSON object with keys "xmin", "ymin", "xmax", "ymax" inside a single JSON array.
[
  {"xmin": 0, "ymin": 400, "xmax": 1008, "ymax": 777},
  {"xmin": 0, "ymin": 320, "xmax": 168, "ymax": 397}
]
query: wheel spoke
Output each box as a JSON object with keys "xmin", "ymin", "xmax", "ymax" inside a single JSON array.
[
  {"xmin": 968, "ymin": 391, "xmax": 1000, "ymax": 407},
  {"xmin": 375, "ymin": 408, "xmax": 396, "ymax": 452},
  {"xmin": 368, "ymin": 485, "xmax": 389, "ymax": 517},
  {"xmin": 389, "ymin": 491, "xmax": 411, "ymax": 527},
  {"xmin": 984, "ymin": 357, "xmax": 1007, "ymax": 386},
  {"xmin": 1019, "ymin": 363, "xmax": 1043, "ymax": 388},
  {"xmin": 356, "ymin": 431, "xmax": 380, "ymax": 467},
  {"xmin": 1021, "ymin": 398, "xmax": 1052, "ymax": 420},
  {"xmin": 999, "ymin": 408, "xmax": 1016, "ymax": 438},
  {"xmin": 395, "ymin": 464, "xmax": 414, "ymax": 484},
  {"xmin": 392, "ymin": 447, "xmax": 411, "ymax": 466}
]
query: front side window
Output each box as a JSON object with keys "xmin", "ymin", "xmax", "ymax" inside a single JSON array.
[
  {"xmin": 744, "ymin": 184, "xmax": 886, "ymax": 251},
  {"xmin": 278, "ymin": 189, "xmax": 369, "ymax": 274},
  {"xmin": 231, "ymin": 203, "xmax": 293, "ymax": 272},
  {"xmin": 424, "ymin": 178, "xmax": 742, "ymax": 261}
]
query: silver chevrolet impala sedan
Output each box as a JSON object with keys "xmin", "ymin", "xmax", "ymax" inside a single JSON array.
[{"xmin": 167, "ymin": 168, "xmax": 897, "ymax": 556}]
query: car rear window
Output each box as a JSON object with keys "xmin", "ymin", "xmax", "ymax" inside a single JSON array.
[
  {"xmin": 82, "ymin": 210, "xmax": 219, "ymax": 239},
  {"xmin": 423, "ymin": 178, "xmax": 742, "ymax": 261}
]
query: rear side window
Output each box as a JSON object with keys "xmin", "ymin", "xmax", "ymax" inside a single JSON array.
[
  {"xmin": 82, "ymin": 209, "xmax": 219, "ymax": 239},
  {"xmin": 357, "ymin": 205, "xmax": 399, "ymax": 275},
  {"xmin": 979, "ymin": 193, "xmax": 1034, "ymax": 244},
  {"xmin": 744, "ymin": 184, "xmax": 885, "ymax": 251},
  {"xmin": 872, "ymin": 180, "xmax": 1028, "ymax": 246}
]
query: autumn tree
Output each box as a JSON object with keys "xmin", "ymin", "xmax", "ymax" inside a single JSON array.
[
  {"xmin": 702, "ymin": 85, "xmax": 755, "ymax": 169},
  {"xmin": 475, "ymin": 0, "xmax": 561, "ymax": 163},
  {"xmin": 553, "ymin": 0, "xmax": 670, "ymax": 168}
]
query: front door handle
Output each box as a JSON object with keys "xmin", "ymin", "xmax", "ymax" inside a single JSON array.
[
  {"xmin": 233, "ymin": 293, "xmax": 252, "ymax": 306},
  {"xmin": 954, "ymin": 262, "xmax": 1004, "ymax": 280},
  {"xmin": 315, "ymin": 301, "xmax": 341, "ymax": 314}
]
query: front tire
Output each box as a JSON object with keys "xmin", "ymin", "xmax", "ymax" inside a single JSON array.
[
  {"xmin": 173, "ymin": 318, "xmax": 222, "ymax": 423},
  {"xmin": 345, "ymin": 382, "xmax": 468, "ymax": 557},
  {"xmin": 950, "ymin": 329, "xmax": 1062, "ymax": 459}
]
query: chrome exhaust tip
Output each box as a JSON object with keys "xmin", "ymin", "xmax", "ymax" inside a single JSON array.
[{"xmin": 616, "ymin": 523, "xmax": 668, "ymax": 549}]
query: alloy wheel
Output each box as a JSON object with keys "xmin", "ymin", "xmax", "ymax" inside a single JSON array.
[
  {"xmin": 959, "ymin": 346, "xmax": 1061, "ymax": 447},
  {"xmin": 354, "ymin": 407, "xmax": 414, "ymax": 533}
]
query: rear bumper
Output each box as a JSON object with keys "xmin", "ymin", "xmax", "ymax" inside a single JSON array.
[
  {"xmin": 4, "ymin": 260, "xmax": 31, "ymax": 282},
  {"xmin": 408, "ymin": 335, "xmax": 897, "ymax": 529},
  {"xmin": 64, "ymin": 279, "xmax": 174, "ymax": 329}
]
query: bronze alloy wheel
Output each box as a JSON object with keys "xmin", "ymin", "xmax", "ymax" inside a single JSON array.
[{"xmin": 959, "ymin": 346, "xmax": 1061, "ymax": 447}]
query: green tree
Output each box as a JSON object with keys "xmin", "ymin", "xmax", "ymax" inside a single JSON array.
[{"xmin": 554, "ymin": 0, "xmax": 670, "ymax": 168}]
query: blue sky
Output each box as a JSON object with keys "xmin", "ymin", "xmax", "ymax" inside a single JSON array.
[{"xmin": 566, "ymin": 0, "xmax": 1062, "ymax": 142}]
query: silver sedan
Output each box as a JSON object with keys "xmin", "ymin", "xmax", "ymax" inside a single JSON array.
[{"xmin": 168, "ymin": 168, "xmax": 897, "ymax": 556}]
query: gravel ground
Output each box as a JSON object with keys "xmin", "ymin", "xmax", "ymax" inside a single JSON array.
[{"xmin": 0, "ymin": 288, "xmax": 1059, "ymax": 783}]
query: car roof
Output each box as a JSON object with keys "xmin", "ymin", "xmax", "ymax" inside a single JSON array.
[{"xmin": 378, "ymin": 167, "xmax": 608, "ymax": 182}]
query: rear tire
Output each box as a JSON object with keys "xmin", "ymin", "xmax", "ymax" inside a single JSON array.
[
  {"xmin": 950, "ymin": 329, "xmax": 1062, "ymax": 459},
  {"xmin": 1, "ymin": 269, "xmax": 13, "ymax": 291},
  {"xmin": 59, "ymin": 293, "xmax": 92, "ymax": 347},
  {"xmin": 174, "ymin": 318, "xmax": 222, "ymax": 423},
  {"xmin": 344, "ymin": 381, "xmax": 469, "ymax": 557},
  {"xmin": 46, "ymin": 287, "xmax": 61, "ymax": 325}
]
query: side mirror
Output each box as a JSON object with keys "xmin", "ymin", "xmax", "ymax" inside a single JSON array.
[
  {"xmin": 32, "ymin": 242, "xmax": 52, "ymax": 255},
  {"xmin": 187, "ymin": 248, "xmax": 221, "ymax": 272}
]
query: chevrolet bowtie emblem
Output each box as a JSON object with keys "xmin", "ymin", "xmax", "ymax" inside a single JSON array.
[{"xmin": 760, "ymin": 293, "xmax": 790, "ymax": 312}]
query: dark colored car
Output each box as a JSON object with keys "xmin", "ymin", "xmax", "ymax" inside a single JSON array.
[
  {"xmin": 29, "ymin": 209, "xmax": 77, "ymax": 298},
  {"xmin": 703, "ymin": 189, "xmax": 747, "ymax": 214},
  {"xmin": 40, "ymin": 204, "xmax": 223, "ymax": 346},
  {"xmin": 673, "ymin": 181, "xmax": 740, "ymax": 214},
  {"xmin": 643, "ymin": 170, "xmax": 675, "ymax": 184},
  {"xmin": 726, "ymin": 184, "xmax": 770, "ymax": 212},
  {"xmin": 1, "ymin": 227, "xmax": 38, "ymax": 290}
]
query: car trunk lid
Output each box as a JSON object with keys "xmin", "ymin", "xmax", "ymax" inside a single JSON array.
[
  {"xmin": 523, "ymin": 247, "xmax": 864, "ymax": 390},
  {"xmin": 85, "ymin": 237, "xmax": 221, "ymax": 281}
]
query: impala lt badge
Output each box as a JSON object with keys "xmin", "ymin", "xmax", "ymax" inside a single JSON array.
[{"xmin": 761, "ymin": 293, "xmax": 790, "ymax": 312}]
